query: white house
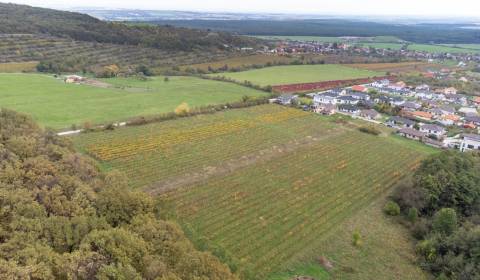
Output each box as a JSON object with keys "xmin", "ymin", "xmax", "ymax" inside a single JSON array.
[
  {"xmin": 460, "ymin": 134, "xmax": 480, "ymax": 152},
  {"xmin": 420, "ymin": 124, "xmax": 446, "ymax": 138},
  {"xmin": 313, "ymin": 94, "xmax": 337, "ymax": 105}
]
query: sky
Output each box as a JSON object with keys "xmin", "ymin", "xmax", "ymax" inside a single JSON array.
[{"xmin": 5, "ymin": 0, "xmax": 480, "ymax": 16}]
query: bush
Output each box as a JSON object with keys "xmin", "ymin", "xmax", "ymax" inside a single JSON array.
[
  {"xmin": 352, "ymin": 231, "xmax": 363, "ymax": 247},
  {"xmin": 384, "ymin": 201, "xmax": 401, "ymax": 216},
  {"xmin": 432, "ymin": 208, "xmax": 457, "ymax": 235},
  {"xmin": 407, "ymin": 207, "xmax": 419, "ymax": 223},
  {"xmin": 174, "ymin": 102, "xmax": 191, "ymax": 116},
  {"xmin": 411, "ymin": 218, "xmax": 430, "ymax": 240},
  {"xmin": 358, "ymin": 126, "xmax": 381, "ymax": 136}
]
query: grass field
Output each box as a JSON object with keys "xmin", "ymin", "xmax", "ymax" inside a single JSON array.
[
  {"xmin": 0, "ymin": 73, "xmax": 265, "ymax": 129},
  {"xmin": 345, "ymin": 61, "xmax": 441, "ymax": 73},
  {"xmin": 73, "ymin": 105, "xmax": 435, "ymax": 279},
  {"xmin": 360, "ymin": 43, "xmax": 404, "ymax": 50},
  {"xmin": 209, "ymin": 64, "xmax": 384, "ymax": 86},
  {"xmin": 407, "ymin": 44, "xmax": 480, "ymax": 54}
]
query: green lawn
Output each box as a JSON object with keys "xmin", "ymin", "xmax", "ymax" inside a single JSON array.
[
  {"xmin": 0, "ymin": 74, "xmax": 265, "ymax": 129},
  {"xmin": 210, "ymin": 64, "xmax": 384, "ymax": 86}
]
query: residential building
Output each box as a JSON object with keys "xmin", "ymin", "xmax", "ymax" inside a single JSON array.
[
  {"xmin": 387, "ymin": 116, "xmax": 416, "ymax": 128},
  {"xmin": 460, "ymin": 134, "xmax": 480, "ymax": 152},
  {"xmin": 338, "ymin": 104, "xmax": 360, "ymax": 114},
  {"xmin": 360, "ymin": 109, "xmax": 381, "ymax": 120},
  {"xmin": 398, "ymin": 128, "xmax": 427, "ymax": 140},
  {"xmin": 420, "ymin": 124, "xmax": 446, "ymax": 138}
]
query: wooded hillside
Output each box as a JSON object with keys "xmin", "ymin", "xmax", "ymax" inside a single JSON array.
[
  {"xmin": 0, "ymin": 3, "xmax": 258, "ymax": 51},
  {"xmin": 0, "ymin": 109, "xmax": 237, "ymax": 279}
]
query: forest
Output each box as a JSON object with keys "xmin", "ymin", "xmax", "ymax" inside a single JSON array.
[
  {"xmin": 0, "ymin": 3, "xmax": 259, "ymax": 51},
  {"xmin": 391, "ymin": 152, "xmax": 480, "ymax": 279},
  {"xmin": 148, "ymin": 19, "xmax": 480, "ymax": 44}
]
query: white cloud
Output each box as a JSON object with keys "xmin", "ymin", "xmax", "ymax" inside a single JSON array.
[{"xmin": 6, "ymin": 0, "xmax": 480, "ymax": 16}]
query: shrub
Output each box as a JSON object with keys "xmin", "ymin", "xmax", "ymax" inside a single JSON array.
[
  {"xmin": 352, "ymin": 231, "xmax": 363, "ymax": 247},
  {"xmin": 432, "ymin": 208, "xmax": 457, "ymax": 235},
  {"xmin": 407, "ymin": 207, "xmax": 419, "ymax": 223},
  {"xmin": 174, "ymin": 102, "xmax": 191, "ymax": 116},
  {"xmin": 384, "ymin": 201, "xmax": 401, "ymax": 216},
  {"xmin": 358, "ymin": 126, "xmax": 381, "ymax": 136},
  {"xmin": 411, "ymin": 218, "xmax": 430, "ymax": 240}
]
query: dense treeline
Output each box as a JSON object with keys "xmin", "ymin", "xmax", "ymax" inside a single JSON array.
[
  {"xmin": 391, "ymin": 151, "xmax": 480, "ymax": 279},
  {"xmin": 0, "ymin": 3, "xmax": 258, "ymax": 51},
  {"xmin": 0, "ymin": 109, "xmax": 237, "ymax": 279},
  {"xmin": 149, "ymin": 19, "xmax": 480, "ymax": 44}
]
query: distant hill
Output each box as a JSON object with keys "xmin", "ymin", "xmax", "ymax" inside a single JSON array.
[
  {"xmin": 0, "ymin": 3, "xmax": 259, "ymax": 51},
  {"xmin": 147, "ymin": 19, "xmax": 480, "ymax": 44}
]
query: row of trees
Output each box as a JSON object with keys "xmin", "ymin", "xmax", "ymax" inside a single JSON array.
[
  {"xmin": 390, "ymin": 151, "xmax": 480, "ymax": 279},
  {"xmin": 0, "ymin": 109, "xmax": 238, "ymax": 279}
]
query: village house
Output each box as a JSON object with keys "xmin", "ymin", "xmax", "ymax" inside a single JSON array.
[
  {"xmin": 460, "ymin": 134, "xmax": 480, "ymax": 152},
  {"xmin": 445, "ymin": 94, "xmax": 467, "ymax": 106},
  {"xmin": 351, "ymin": 85, "xmax": 368, "ymax": 93},
  {"xmin": 423, "ymin": 137, "xmax": 445, "ymax": 149},
  {"xmin": 438, "ymin": 87, "xmax": 458, "ymax": 95},
  {"xmin": 459, "ymin": 107, "xmax": 478, "ymax": 116},
  {"xmin": 415, "ymin": 84, "xmax": 431, "ymax": 92},
  {"xmin": 313, "ymin": 94, "xmax": 337, "ymax": 105},
  {"xmin": 398, "ymin": 127, "xmax": 427, "ymax": 141},
  {"xmin": 387, "ymin": 116, "xmax": 416, "ymax": 128},
  {"xmin": 420, "ymin": 124, "xmax": 446, "ymax": 138},
  {"xmin": 350, "ymin": 92, "xmax": 370, "ymax": 101},
  {"xmin": 439, "ymin": 114, "xmax": 461, "ymax": 126},
  {"xmin": 371, "ymin": 79, "xmax": 390, "ymax": 88},
  {"xmin": 465, "ymin": 115, "xmax": 480, "ymax": 127},
  {"xmin": 338, "ymin": 104, "xmax": 360, "ymax": 114},
  {"xmin": 337, "ymin": 96, "xmax": 359, "ymax": 105},
  {"xmin": 389, "ymin": 81, "xmax": 407, "ymax": 91},
  {"xmin": 276, "ymin": 94, "xmax": 298, "ymax": 105},
  {"xmin": 360, "ymin": 109, "xmax": 381, "ymax": 120},
  {"xmin": 400, "ymin": 101, "xmax": 422, "ymax": 112},
  {"xmin": 411, "ymin": 111, "xmax": 433, "ymax": 121},
  {"xmin": 313, "ymin": 103, "xmax": 336, "ymax": 115}
]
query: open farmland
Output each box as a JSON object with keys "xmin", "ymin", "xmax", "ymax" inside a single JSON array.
[
  {"xmin": 345, "ymin": 61, "xmax": 442, "ymax": 74},
  {"xmin": 209, "ymin": 64, "xmax": 384, "ymax": 86},
  {"xmin": 0, "ymin": 73, "xmax": 265, "ymax": 129},
  {"xmin": 407, "ymin": 43, "xmax": 480, "ymax": 54},
  {"xmin": 73, "ymin": 105, "xmax": 435, "ymax": 279},
  {"xmin": 181, "ymin": 54, "xmax": 299, "ymax": 71}
]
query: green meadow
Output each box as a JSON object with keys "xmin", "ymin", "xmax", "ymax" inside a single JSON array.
[
  {"xmin": 0, "ymin": 74, "xmax": 265, "ymax": 129},
  {"xmin": 210, "ymin": 64, "xmax": 384, "ymax": 86}
]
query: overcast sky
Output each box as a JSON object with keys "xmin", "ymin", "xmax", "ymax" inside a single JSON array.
[{"xmin": 5, "ymin": 0, "xmax": 480, "ymax": 16}]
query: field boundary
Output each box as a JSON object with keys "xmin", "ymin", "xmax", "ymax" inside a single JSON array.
[{"xmin": 272, "ymin": 76, "xmax": 395, "ymax": 93}]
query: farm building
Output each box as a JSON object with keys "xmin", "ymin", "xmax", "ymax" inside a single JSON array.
[{"xmin": 64, "ymin": 75, "xmax": 85, "ymax": 84}]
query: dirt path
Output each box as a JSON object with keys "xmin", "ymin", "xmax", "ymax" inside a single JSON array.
[{"xmin": 144, "ymin": 129, "xmax": 346, "ymax": 195}]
